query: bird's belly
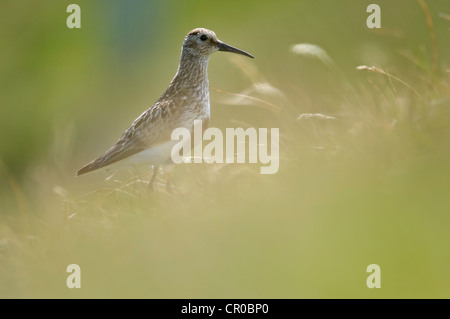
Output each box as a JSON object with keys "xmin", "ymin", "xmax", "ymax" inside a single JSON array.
[
  {"xmin": 98, "ymin": 140, "xmax": 178, "ymax": 174},
  {"xmin": 121, "ymin": 140, "xmax": 178, "ymax": 167}
]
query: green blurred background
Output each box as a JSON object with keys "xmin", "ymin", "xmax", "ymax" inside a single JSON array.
[{"xmin": 0, "ymin": 0, "xmax": 449, "ymax": 298}]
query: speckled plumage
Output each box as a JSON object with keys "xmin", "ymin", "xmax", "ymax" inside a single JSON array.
[{"xmin": 76, "ymin": 28, "xmax": 253, "ymax": 177}]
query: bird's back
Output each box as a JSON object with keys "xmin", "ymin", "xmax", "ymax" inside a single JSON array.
[{"xmin": 76, "ymin": 78, "xmax": 210, "ymax": 176}]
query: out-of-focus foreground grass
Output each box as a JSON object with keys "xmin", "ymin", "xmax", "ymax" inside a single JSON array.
[{"xmin": 0, "ymin": 0, "xmax": 449, "ymax": 298}]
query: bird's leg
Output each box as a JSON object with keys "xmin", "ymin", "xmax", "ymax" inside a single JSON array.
[
  {"xmin": 148, "ymin": 165, "xmax": 160, "ymax": 189},
  {"xmin": 165, "ymin": 171, "xmax": 176, "ymax": 193},
  {"xmin": 162, "ymin": 162, "xmax": 176, "ymax": 193}
]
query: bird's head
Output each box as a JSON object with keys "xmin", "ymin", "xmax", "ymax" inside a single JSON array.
[{"xmin": 183, "ymin": 28, "xmax": 254, "ymax": 59}]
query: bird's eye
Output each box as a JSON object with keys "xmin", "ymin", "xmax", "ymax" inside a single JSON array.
[{"xmin": 200, "ymin": 35, "xmax": 208, "ymax": 41}]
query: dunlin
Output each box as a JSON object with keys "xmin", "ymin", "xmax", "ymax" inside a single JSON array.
[{"xmin": 76, "ymin": 28, "xmax": 254, "ymax": 188}]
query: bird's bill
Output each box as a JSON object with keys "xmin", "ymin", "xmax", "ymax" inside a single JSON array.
[{"xmin": 217, "ymin": 41, "xmax": 254, "ymax": 58}]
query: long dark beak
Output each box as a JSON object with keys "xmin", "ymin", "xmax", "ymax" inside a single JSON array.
[{"xmin": 217, "ymin": 41, "xmax": 254, "ymax": 58}]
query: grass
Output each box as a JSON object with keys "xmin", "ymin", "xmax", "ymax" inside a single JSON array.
[{"xmin": 0, "ymin": 1, "xmax": 449, "ymax": 298}]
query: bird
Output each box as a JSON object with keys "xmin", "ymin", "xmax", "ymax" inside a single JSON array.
[{"xmin": 76, "ymin": 28, "xmax": 254, "ymax": 189}]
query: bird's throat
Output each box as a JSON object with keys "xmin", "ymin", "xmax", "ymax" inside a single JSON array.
[{"xmin": 175, "ymin": 50, "xmax": 210, "ymax": 86}]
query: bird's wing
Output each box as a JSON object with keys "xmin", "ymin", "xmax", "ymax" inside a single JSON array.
[{"xmin": 76, "ymin": 100, "xmax": 178, "ymax": 176}]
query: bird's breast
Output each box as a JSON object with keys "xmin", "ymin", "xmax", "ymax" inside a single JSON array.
[{"xmin": 179, "ymin": 84, "xmax": 210, "ymax": 120}]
